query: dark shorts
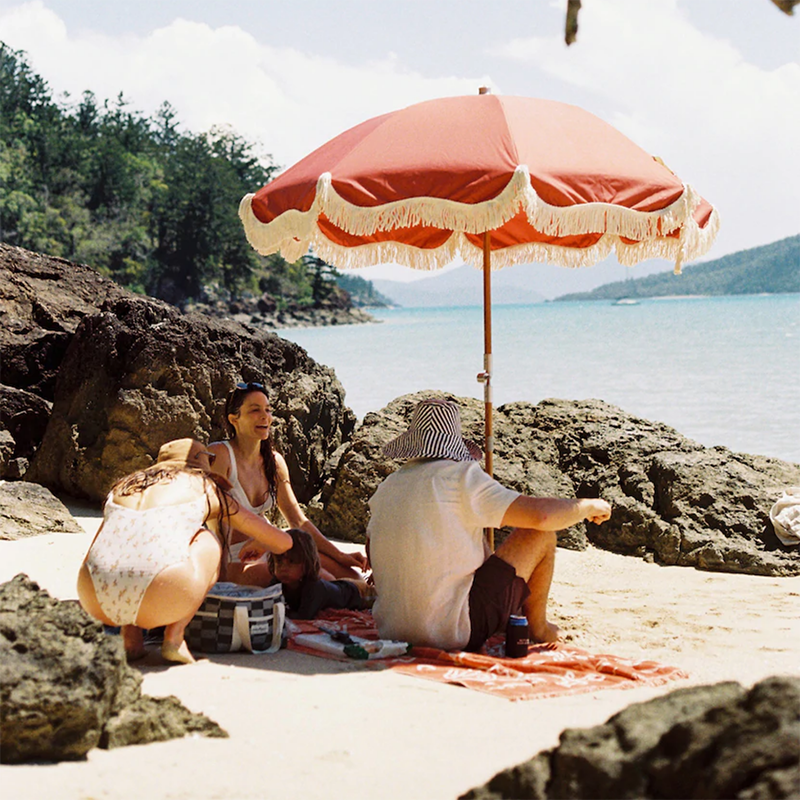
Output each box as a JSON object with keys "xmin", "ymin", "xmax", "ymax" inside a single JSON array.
[{"xmin": 466, "ymin": 554, "xmax": 530, "ymax": 652}]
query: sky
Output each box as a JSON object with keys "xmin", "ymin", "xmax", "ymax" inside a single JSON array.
[{"xmin": 0, "ymin": 0, "xmax": 798, "ymax": 288}]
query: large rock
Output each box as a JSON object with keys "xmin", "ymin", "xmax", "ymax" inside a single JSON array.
[
  {"xmin": 311, "ymin": 394, "xmax": 800, "ymax": 576},
  {"xmin": 0, "ymin": 243, "xmax": 130, "ymax": 401},
  {"xmin": 21, "ymin": 297, "xmax": 354, "ymax": 504},
  {"xmin": 461, "ymin": 676, "xmax": 800, "ymax": 799},
  {"xmin": 0, "ymin": 385, "xmax": 52, "ymax": 479},
  {"xmin": 0, "ymin": 574, "xmax": 226, "ymax": 763},
  {"xmin": 0, "ymin": 481, "xmax": 85, "ymax": 540},
  {"xmin": 308, "ymin": 392, "xmax": 583, "ymax": 549},
  {"xmin": 1, "ymin": 244, "xmax": 356, "ymax": 499}
]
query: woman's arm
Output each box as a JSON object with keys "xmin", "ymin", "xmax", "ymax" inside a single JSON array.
[
  {"xmin": 207, "ymin": 441, "xmax": 232, "ymax": 481},
  {"xmin": 205, "ymin": 479, "xmax": 291, "ymax": 554},
  {"xmin": 274, "ymin": 452, "xmax": 368, "ymax": 570},
  {"xmin": 230, "ymin": 505, "xmax": 292, "ymax": 554}
]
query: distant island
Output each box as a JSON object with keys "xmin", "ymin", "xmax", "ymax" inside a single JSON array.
[
  {"xmin": 554, "ymin": 234, "xmax": 800, "ymax": 302},
  {"xmin": 371, "ymin": 265, "xmax": 546, "ymax": 307}
]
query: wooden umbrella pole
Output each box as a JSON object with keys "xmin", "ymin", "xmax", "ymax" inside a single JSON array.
[
  {"xmin": 479, "ymin": 230, "xmax": 495, "ymax": 550},
  {"xmin": 482, "ymin": 231, "xmax": 494, "ymax": 477}
]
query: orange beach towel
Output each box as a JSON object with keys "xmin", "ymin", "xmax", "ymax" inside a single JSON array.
[{"xmin": 286, "ymin": 609, "xmax": 688, "ymax": 701}]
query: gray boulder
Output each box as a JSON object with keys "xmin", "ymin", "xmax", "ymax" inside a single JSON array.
[
  {"xmin": 0, "ymin": 243, "xmax": 130, "ymax": 401},
  {"xmin": 0, "ymin": 481, "xmax": 85, "ymax": 540},
  {"xmin": 24, "ymin": 294, "xmax": 355, "ymax": 503},
  {"xmin": 0, "ymin": 385, "xmax": 52, "ymax": 479},
  {"xmin": 1, "ymin": 243, "xmax": 356, "ymax": 500},
  {"xmin": 308, "ymin": 391, "xmax": 584, "ymax": 549},
  {"xmin": 310, "ymin": 394, "xmax": 800, "ymax": 576},
  {"xmin": 0, "ymin": 574, "xmax": 226, "ymax": 763},
  {"xmin": 461, "ymin": 676, "xmax": 800, "ymax": 799}
]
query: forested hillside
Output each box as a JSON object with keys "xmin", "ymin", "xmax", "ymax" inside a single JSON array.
[
  {"xmin": 556, "ymin": 234, "xmax": 800, "ymax": 302},
  {"xmin": 0, "ymin": 43, "xmax": 381, "ymax": 314}
]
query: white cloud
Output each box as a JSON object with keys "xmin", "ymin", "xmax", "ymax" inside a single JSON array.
[
  {"xmin": 489, "ymin": 0, "xmax": 800, "ymax": 257},
  {"xmin": 0, "ymin": 1, "xmax": 489, "ymax": 170},
  {"xmin": 1, "ymin": 0, "xmax": 798, "ymax": 262}
]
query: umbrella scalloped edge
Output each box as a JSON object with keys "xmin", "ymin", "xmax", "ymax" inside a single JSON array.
[{"xmin": 239, "ymin": 167, "xmax": 720, "ymax": 273}]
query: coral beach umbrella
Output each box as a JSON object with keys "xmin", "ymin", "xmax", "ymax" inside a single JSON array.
[{"xmin": 240, "ymin": 91, "xmax": 719, "ymax": 505}]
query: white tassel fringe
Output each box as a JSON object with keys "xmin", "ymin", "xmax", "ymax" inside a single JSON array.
[{"xmin": 239, "ymin": 170, "xmax": 720, "ymax": 272}]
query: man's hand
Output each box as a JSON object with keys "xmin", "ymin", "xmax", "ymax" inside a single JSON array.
[{"xmin": 582, "ymin": 499, "xmax": 612, "ymax": 525}]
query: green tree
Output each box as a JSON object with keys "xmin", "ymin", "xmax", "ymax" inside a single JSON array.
[
  {"xmin": 0, "ymin": 43, "xmax": 367, "ymax": 314},
  {"xmin": 302, "ymin": 254, "xmax": 339, "ymax": 307}
]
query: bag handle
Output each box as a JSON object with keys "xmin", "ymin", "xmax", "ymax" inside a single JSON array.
[{"xmin": 237, "ymin": 601, "xmax": 285, "ymax": 654}]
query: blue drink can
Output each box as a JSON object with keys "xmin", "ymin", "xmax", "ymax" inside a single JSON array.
[{"xmin": 505, "ymin": 614, "xmax": 529, "ymax": 658}]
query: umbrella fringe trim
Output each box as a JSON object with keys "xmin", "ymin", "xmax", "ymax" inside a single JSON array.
[
  {"xmin": 241, "ymin": 170, "xmax": 703, "ymax": 253},
  {"xmin": 288, "ymin": 214, "xmax": 719, "ymax": 273},
  {"xmin": 240, "ymin": 189, "xmax": 719, "ymax": 272}
]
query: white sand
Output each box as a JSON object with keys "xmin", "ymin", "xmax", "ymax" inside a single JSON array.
[{"xmin": 2, "ymin": 498, "xmax": 799, "ymax": 800}]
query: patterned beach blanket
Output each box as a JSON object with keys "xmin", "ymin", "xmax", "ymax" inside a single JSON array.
[{"xmin": 286, "ymin": 609, "xmax": 689, "ymax": 701}]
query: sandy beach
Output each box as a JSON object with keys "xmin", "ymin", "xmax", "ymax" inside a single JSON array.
[{"xmin": 2, "ymin": 498, "xmax": 799, "ymax": 800}]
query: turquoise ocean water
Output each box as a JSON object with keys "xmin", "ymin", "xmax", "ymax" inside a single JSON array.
[{"xmin": 277, "ymin": 294, "xmax": 800, "ymax": 464}]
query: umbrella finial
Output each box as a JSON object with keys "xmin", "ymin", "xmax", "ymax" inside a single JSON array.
[{"xmin": 478, "ymin": 86, "xmax": 491, "ymax": 95}]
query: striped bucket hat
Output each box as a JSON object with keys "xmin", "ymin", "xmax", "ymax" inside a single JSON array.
[{"xmin": 383, "ymin": 398, "xmax": 482, "ymax": 462}]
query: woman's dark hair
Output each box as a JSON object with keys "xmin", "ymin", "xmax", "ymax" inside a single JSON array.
[
  {"xmin": 224, "ymin": 382, "xmax": 278, "ymax": 506},
  {"xmin": 112, "ymin": 463, "xmax": 196, "ymax": 496},
  {"xmin": 267, "ymin": 528, "xmax": 320, "ymax": 582}
]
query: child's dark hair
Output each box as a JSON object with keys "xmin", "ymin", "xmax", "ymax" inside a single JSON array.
[
  {"xmin": 224, "ymin": 382, "xmax": 278, "ymax": 506},
  {"xmin": 267, "ymin": 528, "xmax": 320, "ymax": 582}
]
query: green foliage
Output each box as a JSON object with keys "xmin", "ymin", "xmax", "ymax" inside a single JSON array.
[
  {"xmin": 0, "ymin": 43, "xmax": 278, "ymax": 304},
  {"xmin": 0, "ymin": 42, "xmax": 389, "ymax": 311},
  {"xmin": 556, "ymin": 235, "xmax": 800, "ymax": 302},
  {"xmin": 334, "ymin": 272, "xmax": 392, "ymax": 307}
]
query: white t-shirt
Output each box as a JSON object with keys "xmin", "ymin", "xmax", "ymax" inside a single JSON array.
[{"xmin": 367, "ymin": 459, "xmax": 520, "ymax": 650}]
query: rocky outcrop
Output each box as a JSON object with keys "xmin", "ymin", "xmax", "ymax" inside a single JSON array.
[
  {"xmin": 0, "ymin": 481, "xmax": 84, "ymax": 540},
  {"xmin": 308, "ymin": 392, "xmax": 584, "ymax": 551},
  {"xmin": 186, "ymin": 291, "xmax": 376, "ymax": 330},
  {"xmin": 0, "ymin": 244, "xmax": 131, "ymax": 400},
  {"xmin": 310, "ymin": 393, "xmax": 800, "ymax": 576},
  {"xmin": 0, "ymin": 244, "xmax": 129, "ymax": 479},
  {"xmin": 0, "ymin": 243, "xmax": 355, "ymax": 501},
  {"xmin": 0, "ymin": 385, "xmax": 53, "ymax": 479},
  {"xmin": 0, "ymin": 575, "xmax": 226, "ymax": 763},
  {"xmin": 25, "ymin": 295, "xmax": 355, "ymax": 502},
  {"xmin": 461, "ymin": 676, "xmax": 800, "ymax": 799}
]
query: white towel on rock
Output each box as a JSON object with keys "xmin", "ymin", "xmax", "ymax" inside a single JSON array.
[{"xmin": 770, "ymin": 487, "xmax": 800, "ymax": 546}]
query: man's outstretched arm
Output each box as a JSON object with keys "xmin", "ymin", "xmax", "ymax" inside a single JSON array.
[{"xmin": 501, "ymin": 496, "xmax": 611, "ymax": 531}]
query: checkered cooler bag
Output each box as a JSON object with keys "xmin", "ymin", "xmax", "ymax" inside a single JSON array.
[{"xmin": 185, "ymin": 582, "xmax": 285, "ymax": 654}]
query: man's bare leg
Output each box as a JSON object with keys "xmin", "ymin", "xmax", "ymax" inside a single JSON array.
[{"xmin": 495, "ymin": 528, "xmax": 561, "ymax": 644}]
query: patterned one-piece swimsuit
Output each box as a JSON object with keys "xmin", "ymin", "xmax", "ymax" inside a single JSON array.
[{"xmin": 86, "ymin": 493, "xmax": 209, "ymax": 625}]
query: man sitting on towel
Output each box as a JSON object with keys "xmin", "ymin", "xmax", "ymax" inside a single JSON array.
[{"xmin": 366, "ymin": 397, "xmax": 612, "ymax": 652}]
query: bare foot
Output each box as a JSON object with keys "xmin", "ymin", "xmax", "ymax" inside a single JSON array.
[
  {"xmin": 162, "ymin": 640, "xmax": 196, "ymax": 665},
  {"xmin": 530, "ymin": 621, "xmax": 562, "ymax": 645}
]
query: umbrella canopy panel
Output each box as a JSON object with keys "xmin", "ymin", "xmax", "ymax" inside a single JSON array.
[{"xmin": 241, "ymin": 94, "xmax": 718, "ymax": 273}]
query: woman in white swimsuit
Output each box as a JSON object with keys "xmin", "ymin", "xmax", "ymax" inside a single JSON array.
[
  {"xmin": 208, "ymin": 382, "xmax": 368, "ymax": 587},
  {"xmin": 77, "ymin": 438, "xmax": 292, "ymax": 664}
]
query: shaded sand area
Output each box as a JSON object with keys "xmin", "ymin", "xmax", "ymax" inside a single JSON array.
[{"xmin": 2, "ymin": 498, "xmax": 799, "ymax": 800}]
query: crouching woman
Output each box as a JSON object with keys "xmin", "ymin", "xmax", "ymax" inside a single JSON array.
[{"xmin": 77, "ymin": 438, "xmax": 292, "ymax": 664}]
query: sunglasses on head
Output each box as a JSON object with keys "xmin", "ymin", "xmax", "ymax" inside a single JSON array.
[{"xmin": 235, "ymin": 381, "xmax": 265, "ymax": 391}]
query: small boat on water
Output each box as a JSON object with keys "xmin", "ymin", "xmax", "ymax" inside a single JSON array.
[{"xmin": 613, "ymin": 297, "xmax": 640, "ymax": 305}]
